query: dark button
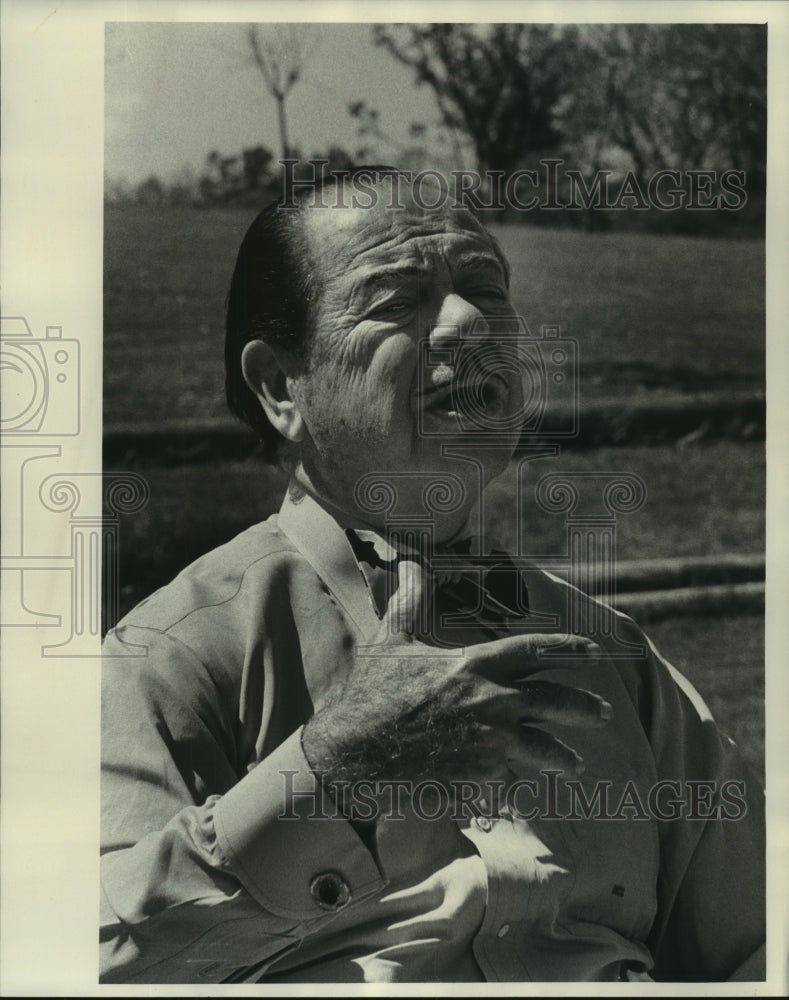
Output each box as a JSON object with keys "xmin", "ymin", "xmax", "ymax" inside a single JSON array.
[{"xmin": 310, "ymin": 872, "xmax": 351, "ymax": 911}]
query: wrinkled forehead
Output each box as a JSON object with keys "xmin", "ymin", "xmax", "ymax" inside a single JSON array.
[{"xmin": 300, "ymin": 180, "xmax": 508, "ymax": 281}]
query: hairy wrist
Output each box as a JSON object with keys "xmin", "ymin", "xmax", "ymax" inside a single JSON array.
[{"xmin": 302, "ymin": 695, "xmax": 479, "ymax": 789}]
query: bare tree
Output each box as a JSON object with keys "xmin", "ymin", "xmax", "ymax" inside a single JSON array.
[
  {"xmin": 246, "ymin": 24, "xmax": 320, "ymax": 160},
  {"xmin": 372, "ymin": 24, "xmax": 574, "ymax": 176}
]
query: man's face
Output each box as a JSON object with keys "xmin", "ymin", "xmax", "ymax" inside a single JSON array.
[{"xmin": 289, "ymin": 183, "xmax": 524, "ymax": 537}]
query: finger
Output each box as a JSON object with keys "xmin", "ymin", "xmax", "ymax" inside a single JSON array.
[
  {"xmin": 467, "ymin": 632, "xmax": 603, "ymax": 682},
  {"xmin": 518, "ymin": 680, "xmax": 612, "ymax": 728},
  {"xmin": 512, "ymin": 725, "xmax": 586, "ymax": 776},
  {"xmin": 384, "ymin": 559, "xmax": 427, "ymax": 638}
]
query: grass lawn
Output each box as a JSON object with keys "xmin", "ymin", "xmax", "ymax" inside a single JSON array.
[
  {"xmin": 484, "ymin": 440, "xmax": 765, "ymax": 560},
  {"xmin": 495, "ymin": 225, "xmax": 765, "ymax": 397},
  {"xmin": 104, "ymin": 205, "xmax": 764, "ymax": 426}
]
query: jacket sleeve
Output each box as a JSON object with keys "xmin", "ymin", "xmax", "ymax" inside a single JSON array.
[
  {"xmin": 100, "ymin": 623, "xmax": 385, "ymax": 984},
  {"xmin": 633, "ymin": 629, "xmax": 766, "ymax": 982}
]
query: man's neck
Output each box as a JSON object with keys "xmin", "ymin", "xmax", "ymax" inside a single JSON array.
[{"xmin": 288, "ymin": 463, "xmax": 479, "ymax": 545}]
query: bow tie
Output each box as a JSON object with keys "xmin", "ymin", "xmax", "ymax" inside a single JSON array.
[{"xmin": 346, "ymin": 530, "xmax": 529, "ymax": 635}]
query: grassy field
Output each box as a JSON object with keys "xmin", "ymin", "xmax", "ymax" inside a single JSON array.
[
  {"xmin": 105, "ymin": 204, "xmax": 766, "ymax": 779},
  {"xmin": 104, "ymin": 205, "xmax": 764, "ymax": 425}
]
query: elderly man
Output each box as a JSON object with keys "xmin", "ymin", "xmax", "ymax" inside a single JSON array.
[{"xmin": 100, "ymin": 168, "xmax": 765, "ymax": 983}]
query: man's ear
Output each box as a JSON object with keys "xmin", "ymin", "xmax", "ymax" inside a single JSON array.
[{"xmin": 241, "ymin": 340, "xmax": 305, "ymax": 443}]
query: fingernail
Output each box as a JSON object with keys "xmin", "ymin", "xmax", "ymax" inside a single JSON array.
[
  {"xmin": 573, "ymin": 751, "xmax": 586, "ymax": 775},
  {"xmin": 600, "ymin": 699, "xmax": 613, "ymax": 721},
  {"xmin": 588, "ymin": 642, "xmax": 603, "ymax": 656}
]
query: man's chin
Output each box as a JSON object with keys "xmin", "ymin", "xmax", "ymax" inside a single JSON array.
[{"xmin": 402, "ymin": 447, "xmax": 515, "ymax": 513}]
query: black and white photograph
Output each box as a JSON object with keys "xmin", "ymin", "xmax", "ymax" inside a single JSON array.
[{"xmin": 1, "ymin": 2, "xmax": 787, "ymax": 993}]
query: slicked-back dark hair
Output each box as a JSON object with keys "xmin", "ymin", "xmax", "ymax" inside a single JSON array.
[{"xmin": 224, "ymin": 165, "xmax": 407, "ymax": 462}]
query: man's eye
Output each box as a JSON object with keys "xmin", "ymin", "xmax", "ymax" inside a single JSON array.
[
  {"xmin": 369, "ymin": 298, "xmax": 416, "ymax": 318},
  {"xmin": 467, "ymin": 286, "xmax": 508, "ymax": 302}
]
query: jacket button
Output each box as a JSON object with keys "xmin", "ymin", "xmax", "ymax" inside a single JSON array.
[{"xmin": 310, "ymin": 872, "xmax": 351, "ymax": 911}]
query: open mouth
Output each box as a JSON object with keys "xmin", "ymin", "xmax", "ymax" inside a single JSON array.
[{"xmin": 417, "ymin": 366, "xmax": 509, "ymax": 418}]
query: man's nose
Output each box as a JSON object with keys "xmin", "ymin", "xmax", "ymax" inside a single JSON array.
[{"xmin": 429, "ymin": 293, "xmax": 490, "ymax": 344}]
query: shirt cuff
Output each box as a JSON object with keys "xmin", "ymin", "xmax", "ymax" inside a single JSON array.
[{"xmin": 213, "ymin": 728, "xmax": 385, "ymax": 920}]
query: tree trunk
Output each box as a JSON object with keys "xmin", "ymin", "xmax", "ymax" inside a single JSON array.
[{"xmin": 276, "ymin": 94, "xmax": 290, "ymax": 161}]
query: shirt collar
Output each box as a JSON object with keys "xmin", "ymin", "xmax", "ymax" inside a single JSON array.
[
  {"xmin": 277, "ymin": 484, "xmax": 527, "ymax": 638},
  {"xmin": 277, "ymin": 485, "xmax": 383, "ymax": 640}
]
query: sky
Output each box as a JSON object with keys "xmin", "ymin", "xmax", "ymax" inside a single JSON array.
[{"xmin": 105, "ymin": 22, "xmax": 442, "ymax": 187}]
